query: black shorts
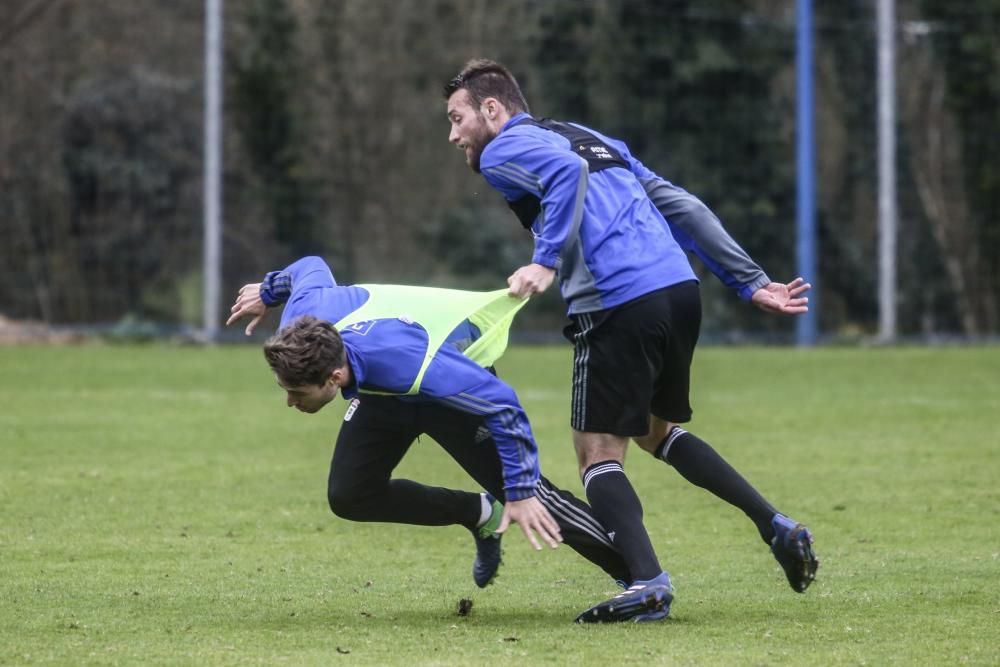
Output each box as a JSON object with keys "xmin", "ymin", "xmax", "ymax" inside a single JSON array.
[{"xmin": 563, "ymin": 281, "xmax": 701, "ymax": 436}]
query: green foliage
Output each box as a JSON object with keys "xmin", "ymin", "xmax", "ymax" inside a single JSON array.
[
  {"xmin": 2, "ymin": 344, "xmax": 999, "ymax": 665},
  {"xmin": 528, "ymin": 1, "xmax": 797, "ymax": 334},
  {"xmin": 920, "ymin": 0, "xmax": 1000, "ymax": 327},
  {"xmin": 2, "ymin": 1, "xmax": 998, "ymax": 336},
  {"xmin": 420, "ymin": 201, "xmax": 531, "ymax": 289},
  {"xmin": 418, "ymin": 201, "xmax": 573, "ymax": 332},
  {"xmin": 56, "ymin": 72, "xmax": 201, "ymax": 323},
  {"xmin": 230, "ymin": 0, "xmax": 319, "ymax": 258}
]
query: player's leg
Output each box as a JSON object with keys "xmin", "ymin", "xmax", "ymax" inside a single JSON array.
[
  {"xmin": 574, "ymin": 431, "xmax": 661, "ymax": 581},
  {"xmin": 629, "ymin": 281, "xmax": 778, "ymax": 539},
  {"xmin": 327, "ymin": 394, "xmax": 482, "ymax": 528},
  {"xmin": 637, "ymin": 417, "xmax": 778, "ymax": 544},
  {"xmin": 567, "ymin": 300, "xmax": 674, "ymax": 621},
  {"xmin": 631, "ymin": 282, "xmax": 818, "ymax": 592},
  {"xmin": 421, "ymin": 405, "xmax": 632, "ymax": 585},
  {"xmin": 572, "ymin": 429, "xmax": 673, "ymax": 623},
  {"xmin": 415, "ymin": 404, "xmax": 510, "ymax": 587},
  {"xmin": 567, "ymin": 301, "xmax": 670, "ymax": 583},
  {"xmin": 418, "ymin": 403, "xmax": 506, "ymax": 501},
  {"xmin": 639, "ymin": 420, "xmax": 819, "ymax": 593}
]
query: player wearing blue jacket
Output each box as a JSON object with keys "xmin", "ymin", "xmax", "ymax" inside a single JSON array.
[
  {"xmin": 445, "ymin": 59, "xmax": 819, "ymax": 623},
  {"xmin": 227, "ymin": 256, "xmax": 637, "ymax": 615}
]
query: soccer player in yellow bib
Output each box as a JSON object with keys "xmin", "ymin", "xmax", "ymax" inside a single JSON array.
[{"xmin": 228, "ymin": 256, "xmax": 639, "ymax": 620}]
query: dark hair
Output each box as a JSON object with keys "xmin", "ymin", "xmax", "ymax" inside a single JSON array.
[
  {"xmin": 263, "ymin": 315, "xmax": 345, "ymax": 387},
  {"xmin": 443, "ymin": 58, "xmax": 530, "ymax": 114}
]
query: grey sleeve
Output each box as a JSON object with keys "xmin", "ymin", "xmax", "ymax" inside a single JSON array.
[{"xmin": 641, "ymin": 177, "xmax": 771, "ymax": 301}]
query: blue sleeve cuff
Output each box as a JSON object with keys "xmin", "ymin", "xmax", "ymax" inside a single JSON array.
[
  {"xmin": 531, "ymin": 247, "xmax": 561, "ymax": 269},
  {"xmin": 260, "ymin": 270, "xmax": 292, "ymax": 306},
  {"xmin": 737, "ymin": 273, "xmax": 772, "ymax": 301},
  {"xmin": 504, "ymin": 483, "xmax": 539, "ymax": 502}
]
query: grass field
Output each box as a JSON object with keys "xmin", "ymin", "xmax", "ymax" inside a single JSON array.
[{"xmin": 1, "ymin": 344, "xmax": 998, "ymax": 665}]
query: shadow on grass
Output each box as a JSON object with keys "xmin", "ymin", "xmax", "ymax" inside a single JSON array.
[{"xmin": 243, "ymin": 603, "xmax": 715, "ymax": 631}]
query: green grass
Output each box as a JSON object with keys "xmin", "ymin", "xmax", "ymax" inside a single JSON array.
[{"xmin": 1, "ymin": 344, "xmax": 998, "ymax": 665}]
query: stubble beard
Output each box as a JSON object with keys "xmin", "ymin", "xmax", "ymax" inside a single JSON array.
[{"xmin": 467, "ymin": 122, "xmax": 495, "ymax": 174}]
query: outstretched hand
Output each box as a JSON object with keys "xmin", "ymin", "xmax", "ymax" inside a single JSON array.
[
  {"xmin": 496, "ymin": 496, "xmax": 563, "ymax": 550},
  {"xmin": 751, "ymin": 277, "xmax": 811, "ymax": 315},
  {"xmin": 225, "ymin": 283, "xmax": 270, "ymax": 335}
]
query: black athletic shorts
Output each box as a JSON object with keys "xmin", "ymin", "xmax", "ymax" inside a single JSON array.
[{"xmin": 562, "ymin": 281, "xmax": 701, "ymax": 436}]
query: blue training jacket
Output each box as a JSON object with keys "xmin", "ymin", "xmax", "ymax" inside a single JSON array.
[
  {"xmin": 481, "ymin": 113, "xmax": 771, "ymax": 314},
  {"xmin": 259, "ymin": 256, "xmax": 539, "ymax": 501}
]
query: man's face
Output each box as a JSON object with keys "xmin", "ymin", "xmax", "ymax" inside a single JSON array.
[
  {"xmin": 277, "ymin": 375, "xmax": 339, "ymax": 414},
  {"xmin": 447, "ymin": 89, "xmax": 496, "ymax": 173}
]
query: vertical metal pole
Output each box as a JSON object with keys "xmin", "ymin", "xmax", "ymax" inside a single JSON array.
[
  {"xmin": 796, "ymin": 0, "xmax": 818, "ymax": 346},
  {"xmin": 203, "ymin": 0, "xmax": 223, "ymax": 341},
  {"xmin": 877, "ymin": 0, "xmax": 898, "ymax": 342}
]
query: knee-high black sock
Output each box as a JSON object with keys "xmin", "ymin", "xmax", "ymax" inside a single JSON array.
[
  {"xmin": 656, "ymin": 428, "xmax": 778, "ymax": 544},
  {"xmin": 582, "ymin": 460, "xmax": 662, "ymax": 582}
]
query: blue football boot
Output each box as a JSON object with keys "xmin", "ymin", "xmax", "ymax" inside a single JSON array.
[
  {"xmin": 771, "ymin": 513, "xmax": 819, "ymax": 593},
  {"xmin": 575, "ymin": 572, "xmax": 673, "ymax": 623}
]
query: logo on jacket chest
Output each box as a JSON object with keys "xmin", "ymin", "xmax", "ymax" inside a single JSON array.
[
  {"xmin": 580, "ymin": 144, "xmax": 614, "ymax": 160},
  {"xmin": 346, "ymin": 320, "xmax": 377, "ymax": 336}
]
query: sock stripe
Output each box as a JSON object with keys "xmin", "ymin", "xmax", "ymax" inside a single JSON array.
[
  {"xmin": 660, "ymin": 426, "xmax": 688, "ymax": 462},
  {"xmin": 582, "ymin": 461, "xmax": 624, "ymax": 490}
]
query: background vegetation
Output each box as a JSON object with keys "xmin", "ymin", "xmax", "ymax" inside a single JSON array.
[{"xmin": 1, "ymin": 0, "xmax": 998, "ymax": 338}]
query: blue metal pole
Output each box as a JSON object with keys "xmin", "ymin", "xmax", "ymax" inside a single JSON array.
[{"xmin": 796, "ymin": 0, "xmax": 818, "ymax": 346}]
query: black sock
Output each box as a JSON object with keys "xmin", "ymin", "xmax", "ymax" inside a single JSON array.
[
  {"xmin": 582, "ymin": 460, "xmax": 662, "ymax": 582},
  {"xmin": 656, "ymin": 428, "xmax": 778, "ymax": 544}
]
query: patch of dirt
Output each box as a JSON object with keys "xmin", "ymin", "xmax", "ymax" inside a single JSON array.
[{"xmin": 0, "ymin": 314, "xmax": 84, "ymax": 345}]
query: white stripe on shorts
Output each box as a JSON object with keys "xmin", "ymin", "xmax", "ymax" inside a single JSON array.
[
  {"xmin": 571, "ymin": 313, "xmax": 594, "ymax": 429},
  {"xmin": 535, "ymin": 480, "xmax": 615, "ymax": 549}
]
